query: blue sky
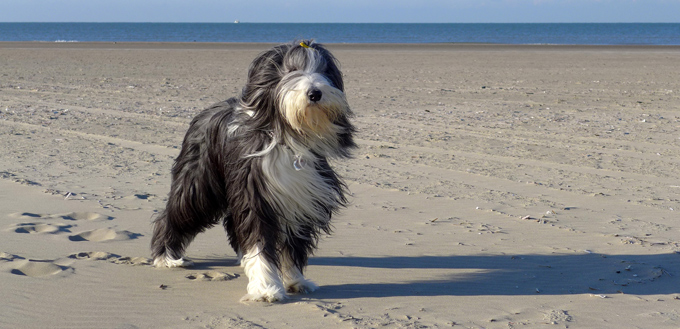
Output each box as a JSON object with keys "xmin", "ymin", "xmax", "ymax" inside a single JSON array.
[{"xmin": 1, "ymin": 0, "xmax": 679, "ymax": 23}]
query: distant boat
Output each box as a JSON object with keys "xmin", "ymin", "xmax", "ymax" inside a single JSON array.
[{"xmin": 234, "ymin": 20, "xmax": 240, "ymax": 24}]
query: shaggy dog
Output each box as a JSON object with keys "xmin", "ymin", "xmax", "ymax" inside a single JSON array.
[{"xmin": 151, "ymin": 40, "xmax": 355, "ymax": 302}]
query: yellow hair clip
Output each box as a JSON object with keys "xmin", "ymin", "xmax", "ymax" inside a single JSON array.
[{"xmin": 300, "ymin": 42, "xmax": 311, "ymax": 49}]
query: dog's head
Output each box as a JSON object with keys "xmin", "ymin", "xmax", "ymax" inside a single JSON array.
[{"xmin": 240, "ymin": 41, "xmax": 355, "ymax": 156}]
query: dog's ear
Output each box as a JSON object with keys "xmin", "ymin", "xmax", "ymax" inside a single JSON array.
[
  {"xmin": 246, "ymin": 46, "xmax": 285, "ymax": 86},
  {"xmin": 240, "ymin": 45, "xmax": 288, "ymax": 113}
]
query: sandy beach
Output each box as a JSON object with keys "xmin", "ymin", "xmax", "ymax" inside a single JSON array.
[{"xmin": 1, "ymin": 41, "xmax": 680, "ymax": 328}]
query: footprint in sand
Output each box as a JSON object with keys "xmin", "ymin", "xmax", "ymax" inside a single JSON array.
[
  {"xmin": 70, "ymin": 253, "xmax": 237, "ymax": 279},
  {"xmin": 69, "ymin": 251, "xmax": 152, "ymax": 266},
  {"xmin": 68, "ymin": 228, "xmax": 142, "ymax": 242},
  {"xmin": 8, "ymin": 211, "xmax": 113, "ymax": 221},
  {"xmin": 7, "ymin": 212, "xmax": 46, "ymax": 219},
  {"xmin": 0, "ymin": 251, "xmax": 21, "ymax": 262},
  {"xmin": 11, "ymin": 260, "xmax": 66, "ymax": 277},
  {"xmin": 11, "ymin": 222, "xmax": 72, "ymax": 234},
  {"xmin": 124, "ymin": 193, "xmax": 156, "ymax": 201},
  {"xmin": 60, "ymin": 212, "xmax": 111, "ymax": 221},
  {"xmin": 1, "ymin": 252, "xmax": 71, "ymax": 277},
  {"xmin": 69, "ymin": 251, "xmax": 117, "ymax": 261},
  {"xmin": 185, "ymin": 271, "xmax": 239, "ymax": 281}
]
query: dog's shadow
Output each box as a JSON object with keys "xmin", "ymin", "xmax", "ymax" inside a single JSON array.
[
  {"xmin": 308, "ymin": 253, "xmax": 680, "ymax": 298},
  {"xmin": 187, "ymin": 257, "xmax": 240, "ymax": 270}
]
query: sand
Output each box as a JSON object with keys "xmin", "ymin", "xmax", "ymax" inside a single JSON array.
[{"xmin": 1, "ymin": 41, "xmax": 680, "ymax": 328}]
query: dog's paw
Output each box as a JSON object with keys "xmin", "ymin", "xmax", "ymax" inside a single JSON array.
[
  {"xmin": 286, "ymin": 277, "xmax": 319, "ymax": 294},
  {"xmin": 153, "ymin": 256, "xmax": 194, "ymax": 268},
  {"xmin": 240, "ymin": 285, "xmax": 287, "ymax": 303}
]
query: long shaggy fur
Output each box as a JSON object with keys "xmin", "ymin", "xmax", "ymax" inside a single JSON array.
[{"xmin": 151, "ymin": 40, "xmax": 356, "ymax": 302}]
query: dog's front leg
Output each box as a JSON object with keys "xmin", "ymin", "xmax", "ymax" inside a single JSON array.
[
  {"xmin": 281, "ymin": 237, "xmax": 319, "ymax": 294},
  {"xmin": 282, "ymin": 260, "xmax": 319, "ymax": 294},
  {"xmin": 240, "ymin": 242, "xmax": 286, "ymax": 302}
]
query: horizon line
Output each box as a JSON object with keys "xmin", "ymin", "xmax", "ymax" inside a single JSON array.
[{"xmin": 2, "ymin": 21, "xmax": 679, "ymax": 24}]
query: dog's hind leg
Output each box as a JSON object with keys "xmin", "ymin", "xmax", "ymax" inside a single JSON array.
[
  {"xmin": 150, "ymin": 205, "xmax": 198, "ymax": 268},
  {"xmin": 151, "ymin": 110, "xmax": 229, "ymax": 267},
  {"xmin": 150, "ymin": 208, "xmax": 197, "ymax": 268},
  {"xmin": 151, "ymin": 171, "xmax": 224, "ymax": 268}
]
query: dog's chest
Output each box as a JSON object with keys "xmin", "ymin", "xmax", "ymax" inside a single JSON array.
[{"xmin": 259, "ymin": 147, "xmax": 337, "ymax": 224}]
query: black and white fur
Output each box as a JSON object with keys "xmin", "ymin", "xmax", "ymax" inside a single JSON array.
[{"xmin": 151, "ymin": 41, "xmax": 356, "ymax": 302}]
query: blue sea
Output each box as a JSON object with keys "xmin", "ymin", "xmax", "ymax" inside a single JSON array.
[{"xmin": 1, "ymin": 23, "xmax": 679, "ymax": 45}]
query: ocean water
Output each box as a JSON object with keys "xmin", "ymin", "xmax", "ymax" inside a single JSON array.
[{"xmin": 1, "ymin": 23, "xmax": 679, "ymax": 45}]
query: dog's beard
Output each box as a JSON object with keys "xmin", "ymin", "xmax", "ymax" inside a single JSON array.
[{"xmin": 277, "ymin": 73, "xmax": 350, "ymax": 139}]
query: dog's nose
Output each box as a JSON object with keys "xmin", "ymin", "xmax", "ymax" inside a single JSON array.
[{"xmin": 308, "ymin": 89, "xmax": 322, "ymax": 102}]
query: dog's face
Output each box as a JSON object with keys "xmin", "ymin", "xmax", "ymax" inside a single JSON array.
[
  {"xmin": 241, "ymin": 41, "xmax": 352, "ymax": 141},
  {"xmin": 277, "ymin": 70, "xmax": 349, "ymax": 137}
]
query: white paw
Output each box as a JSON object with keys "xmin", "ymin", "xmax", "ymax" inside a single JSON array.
[
  {"xmin": 286, "ymin": 277, "xmax": 319, "ymax": 294},
  {"xmin": 153, "ymin": 256, "xmax": 194, "ymax": 268},
  {"xmin": 240, "ymin": 285, "xmax": 287, "ymax": 303}
]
